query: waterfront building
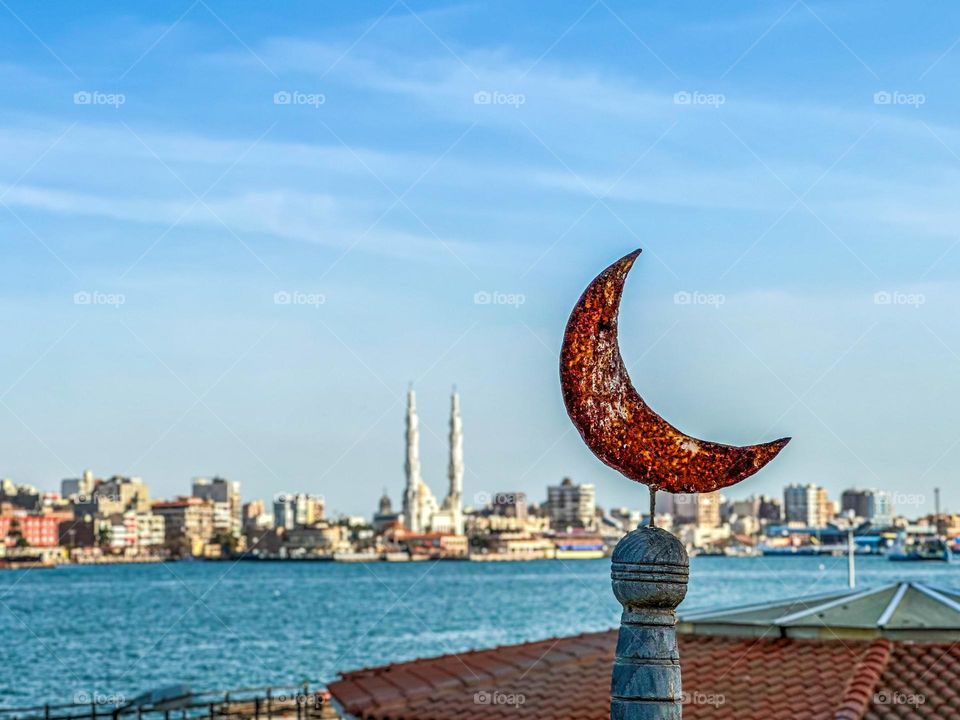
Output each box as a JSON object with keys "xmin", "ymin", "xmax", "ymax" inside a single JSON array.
[
  {"xmin": 841, "ymin": 488, "xmax": 893, "ymax": 526},
  {"xmin": 401, "ymin": 387, "xmax": 465, "ymax": 535},
  {"xmin": 283, "ymin": 523, "xmax": 348, "ymax": 556},
  {"xmin": 478, "ymin": 532, "xmax": 556, "ymax": 559},
  {"xmin": 546, "ymin": 477, "xmax": 597, "ymax": 531},
  {"xmin": 402, "ymin": 532, "xmax": 469, "ymax": 559},
  {"xmin": 152, "ymin": 497, "xmax": 214, "ymax": 556},
  {"xmin": 0, "ymin": 511, "xmax": 59, "ymax": 547},
  {"xmin": 192, "ymin": 477, "xmax": 242, "ymax": 537},
  {"xmin": 136, "ymin": 512, "xmax": 165, "ymax": 549},
  {"xmin": 105, "ymin": 512, "xmax": 137, "ymax": 551},
  {"xmin": 553, "ymin": 531, "xmax": 605, "ymax": 559},
  {"xmin": 467, "ymin": 512, "xmax": 550, "ymax": 535},
  {"xmin": 57, "ymin": 516, "xmax": 95, "ymax": 549},
  {"xmin": 784, "ymin": 483, "xmax": 831, "ymax": 527}
]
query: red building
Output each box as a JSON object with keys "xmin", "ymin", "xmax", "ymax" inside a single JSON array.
[{"xmin": 0, "ymin": 513, "xmax": 61, "ymax": 547}]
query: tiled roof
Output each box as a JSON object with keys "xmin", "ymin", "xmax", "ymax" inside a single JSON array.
[
  {"xmin": 866, "ymin": 643, "xmax": 960, "ymax": 719},
  {"xmin": 328, "ymin": 631, "xmax": 960, "ymax": 720}
]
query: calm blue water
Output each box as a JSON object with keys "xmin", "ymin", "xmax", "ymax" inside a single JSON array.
[{"xmin": 2, "ymin": 556, "xmax": 959, "ymax": 707}]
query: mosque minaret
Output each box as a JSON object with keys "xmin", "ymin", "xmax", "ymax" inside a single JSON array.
[{"xmin": 401, "ymin": 385, "xmax": 464, "ymax": 535}]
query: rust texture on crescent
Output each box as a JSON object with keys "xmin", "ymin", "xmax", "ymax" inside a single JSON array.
[{"xmin": 559, "ymin": 249, "xmax": 790, "ymax": 495}]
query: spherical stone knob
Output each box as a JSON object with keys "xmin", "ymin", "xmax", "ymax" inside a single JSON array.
[
  {"xmin": 611, "ymin": 526, "xmax": 689, "ymax": 613},
  {"xmin": 610, "ymin": 526, "xmax": 689, "ymax": 720}
]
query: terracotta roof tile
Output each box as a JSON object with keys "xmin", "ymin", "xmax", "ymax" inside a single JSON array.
[
  {"xmin": 865, "ymin": 643, "xmax": 960, "ymax": 719},
  {"xmin": 331, "ymin": 629, "xmax": 952, "ymax": 720}
]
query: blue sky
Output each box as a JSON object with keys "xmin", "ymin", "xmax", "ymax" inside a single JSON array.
[{"xmin": 3, "ymin": 0, "xmax": 960, "ymax": 517}]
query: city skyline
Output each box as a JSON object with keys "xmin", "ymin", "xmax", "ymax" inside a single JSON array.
[
  {"xmin": 5, "ymin": 2, "xmax": 960, "ymax": 514},
  {"xmin": 5, "ymin": 462, "xmax": 941, "ymax": 525}
]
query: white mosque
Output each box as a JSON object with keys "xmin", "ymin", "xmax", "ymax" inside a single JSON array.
[{"xmin": 400, "ymin": 386, "xmax": 464, "ymax": 536}]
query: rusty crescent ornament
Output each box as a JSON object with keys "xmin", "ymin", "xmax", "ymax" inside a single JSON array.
[{"xmin": 560, "ymin": 249, "xmax": 790, "ymax": 495}]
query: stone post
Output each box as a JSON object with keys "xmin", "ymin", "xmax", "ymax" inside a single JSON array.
[{"xmin": 610, "ymin": 526, "xmax": 689, "ymax": 720}]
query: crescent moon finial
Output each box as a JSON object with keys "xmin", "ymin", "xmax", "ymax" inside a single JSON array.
[{"xmin": 559, "ymin": 249, "xmax": 790, "ymax": 496}]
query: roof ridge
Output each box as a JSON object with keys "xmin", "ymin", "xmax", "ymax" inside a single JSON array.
[{"xmin": 833, "ymin": 638, "xmax": 892, "ymax": 720}]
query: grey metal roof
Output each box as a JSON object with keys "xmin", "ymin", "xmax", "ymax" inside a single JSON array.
[{"xmin": 677, "ymin": 582, "xmax": 960, "ymax": 641}]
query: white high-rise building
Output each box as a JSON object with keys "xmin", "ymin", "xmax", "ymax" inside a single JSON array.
[{"xmin": 401, "ymin": 386, "xmax": 464, "ymax": 535}]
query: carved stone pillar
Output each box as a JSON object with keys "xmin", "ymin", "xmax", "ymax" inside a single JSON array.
[{"xmin": 610, "ymin": 526, "xmax": 689, "ymax": 720}]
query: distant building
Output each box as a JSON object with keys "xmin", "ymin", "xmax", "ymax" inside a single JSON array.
[
  {"xmin": 296, "ymin": 494, "xmax": 325, "ymax": 526},
  {"xmin": 152, "ymin": 497, "xmax": 214, "ymax": 556},
  {"xmin": 273, "ymin": 493, "xmax": 324, "ymax": 530},
  {"xmin": 0, "ymin": 480, "xmax": 41, "ymax": 512},
  {"xmin": 728, "ymin": 495, "xmax": 779, "ymax": 532},
  {"xmin": 784, "ymin": 484, "xmax": 831, "ymax": 528},
  {"xmin": 666, "ymin": 492, "xmax": 720, "ymax": 529},
  {"xmin": 0, "ymin": 512, "xmax": 59, "ymax": 547},
  {"xmin": 58, "ymin": 516, "xmax": 96, "ymax": 549},
  {"xmin": 91, "ymin": 476, "xmax": 151, "ymax": 515},
  {"xmin": 729, "ymin": 497, "xmax": 759, "ymax": 520},
  {"xmin": 274, "ymin": 495, "xmax": 296, "ymax": 530},
  {"xmin": 192, "ymin": 477, "xmax": 242, "ymax": 537},
  {"xmin": 671, "ymin": 494, "xmax": 697, "ymax": 525},
  {"xmin": 373, "ymin": 490, "xmax": 401, "ymax": 533},
  {"xmin": 491, "ymin": 492, "xmax": 528, "ymax": 520},
  {"xmin": 841, "ymin": 489, "xmax": 892, "ymax": 526},
  {"xmin": 546, "ymin": 478, "xmax": 596, "ymax": 531},
  {"xmin": 101, "ymin": 510, "xmax": 165, "ymax": 553},
  {"xmin": 242, "ymin": 500, "xmax": 272, "ymax": 532},
  {"xmin": 696, "ymin": 492, "xmax": 721, "ymax": 529},
  {"xmin": 757, "ymin": 495, "xmax": 783, "ymax": 523},
  {"xmin": 610, "ymin": 507, "xmax": 641, "ymax": 531},
  {"xmin": 61, "ymin": 469, "xmax": 95, "ymax": 501}
]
